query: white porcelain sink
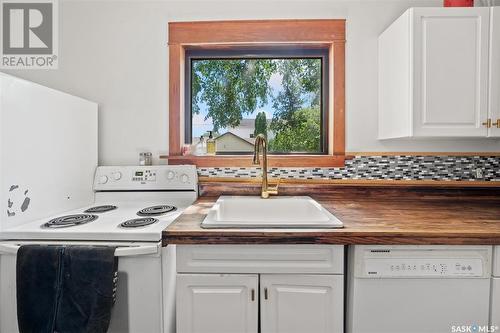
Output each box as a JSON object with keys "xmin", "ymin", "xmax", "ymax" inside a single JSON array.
[{"xmin": 201, "ymin": 196, "xmax": 343, "ymax": 229}]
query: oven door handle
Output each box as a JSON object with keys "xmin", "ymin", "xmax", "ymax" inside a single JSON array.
[
  {"xmin": 0, "ymin": 243, "xmax": 160, "ymax": 257},
  {"xmin": 0, "ymin": 244, "xmax": 19, "ymax": 254},
  {"xmin": 115, "ymin": 244, "xmax": 160, "ymax": 257}
]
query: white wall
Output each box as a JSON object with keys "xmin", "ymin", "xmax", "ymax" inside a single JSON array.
[{"xmin": 3, "ymin": 0, "xmax": 499, "ymax": 165}]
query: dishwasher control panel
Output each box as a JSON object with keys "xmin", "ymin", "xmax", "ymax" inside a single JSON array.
[{"xmin": 364, "ymin": 258, "xmax": 484, "ymax": 277}]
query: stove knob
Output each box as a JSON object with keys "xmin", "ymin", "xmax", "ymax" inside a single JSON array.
[
  {"xmin": 180, "ymin": 174, "xmax": 189, "ymax": 183},
  {"xmin": 166, "ymin": 171, "xmax": 175, "ymax": 180},
  {"xmin": 99, "ymin": 175, "xmax": 108, "ymax": 184},
  {"xmin": 112, "ymin": 172, "xmax": 122, "ymax": 181}
]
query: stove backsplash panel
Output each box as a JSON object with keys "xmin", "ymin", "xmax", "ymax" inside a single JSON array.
[{"xmin": 197, "ymin": 155, "xmax": 500, "ymax": 181}]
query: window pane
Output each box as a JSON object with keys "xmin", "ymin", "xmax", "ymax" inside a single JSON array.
[{"xmin": 190, "ymin": 58, "xmax": 323, "ymax": 154}]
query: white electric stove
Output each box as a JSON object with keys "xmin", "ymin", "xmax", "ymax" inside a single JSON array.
[
  {"xmin": 0, "ymin": 165, "xmax": 198, "ymax": 333},
  {"xmin": 1, "ymin": 165, "xmax": 197, "ymax": 242}
]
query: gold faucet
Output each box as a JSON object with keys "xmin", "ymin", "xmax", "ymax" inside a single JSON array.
[{"xmin": 253, "ymin": 134, "xmax": 279, "ymax": 199}]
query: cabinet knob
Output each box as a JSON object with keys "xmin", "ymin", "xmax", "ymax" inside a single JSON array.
[
  {"xmin": 482, "ymin": 119, "xmax": 492, "ymax": 128},
  {"xmin": 494, "ymin": 119, "xmax": 500, "ymax": 128},
  {"xmin": 251, "ymin": 289, "xmax": 255, "ymax": 301},
  {"xmin": 264, "ymin": 287, "xmax": 268, "ymax": 300}
]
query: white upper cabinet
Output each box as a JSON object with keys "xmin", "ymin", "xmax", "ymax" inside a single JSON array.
[
  {"xmin": 490, "ymin": 7, "xmax": 500, "ymax": 137},
  {"xmin": 379, "ymin": 7, "xmax": 497, "ymax": 139},
  {"xmin": 413, "ymin": 8, "xmax": 489, "ymax": 137}
]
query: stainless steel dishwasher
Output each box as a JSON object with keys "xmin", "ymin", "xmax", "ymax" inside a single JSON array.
[{"xmin": 347, "ymin": 245, "xmax": 492, "ymax": 333}]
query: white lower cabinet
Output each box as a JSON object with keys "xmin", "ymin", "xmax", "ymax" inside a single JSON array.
[
  {"xmin": 177, "ymin": 273, "xmax": 343, "ymax": 333},
  {"xmin": 260, "ymin": 274, "xmax": 343, "ymax": 333},
  {"xmin": 176, "ymin": 274, "xmax": 258, "ymax": 333},
  {"xmin": 176, "ymin": 245, "xmax": 344, "ymax": 333}
]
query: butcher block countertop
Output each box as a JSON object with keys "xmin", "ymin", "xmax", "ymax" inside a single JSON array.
[{"xmin": 163, "ymin": 185, "xmax": 500, "ymax": 245}]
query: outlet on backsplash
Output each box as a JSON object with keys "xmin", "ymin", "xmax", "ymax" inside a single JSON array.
[{"xmin": 475, "ymin": 168, "xmax": 484, "ymax": 180}]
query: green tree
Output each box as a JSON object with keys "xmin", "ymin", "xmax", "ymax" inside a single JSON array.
[
  {"xmin": 254, "ymin": 112, "xmax": 268, "ymax": 138},
  {"xmin": 270, "ymin": 60, "xmax": 304, "ymax": 134},
  {"xmin": 192, "ymin": 58, "xmax": 322, "ymax": 152},
  {"xmin": 298, "ymin": 59, "xmax": 321, "ymax": 107},
  {"xmin": 269, "ymin": 59, "xmax": 322, "ymax": 152},
  {"xmin": 269, "ymin": 107, "xmax": 321, "ymax": 152},
  {"xmin": 192, "ymin": 59, "xmax": 276, "ymax": 131}
]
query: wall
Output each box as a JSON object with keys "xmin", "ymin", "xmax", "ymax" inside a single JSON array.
[{"xmin": 2, "ymin": 0, "xmax": 500, "ymax": 166}]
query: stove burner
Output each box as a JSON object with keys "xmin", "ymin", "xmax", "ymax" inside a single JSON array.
[
  {"xmin": 120, "ymin": 218, "xmax": 159, "ymax": 228},
  {"xmin": 42, "ymin": 214, "xmax": 98, "ymax": 229},
  {"xmin": 84, "ymin": 205, "xmax": 117, "ymax": 213},
  {"xmin": 137, "ymin": 205, "xmax": 176, "ymax": 217}
]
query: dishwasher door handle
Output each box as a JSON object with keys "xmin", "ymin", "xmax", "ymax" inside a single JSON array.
[{"xmin": 0, "ymin": 243, "xmax": 160, "ymax": 257}]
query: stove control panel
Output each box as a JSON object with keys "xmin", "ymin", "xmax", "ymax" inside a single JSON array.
[
  {"xmin": 93, "ymin": 165, "xmax": 198, "ymax": 191},
  {"xmin": 364, "ymin": 258, "xmax": 484, "ymax": 277},
  {"xmin": 132, "ymin": 170, "xmax": 156, "ymax": 182}
]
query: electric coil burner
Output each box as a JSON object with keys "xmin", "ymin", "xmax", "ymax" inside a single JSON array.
[
  {"xmin": 42, "ymin": 214, "xmax": 98, "ymax": 229},
  {"xmin": 120, "ymin": 218, "xmax": 159, "ymax": 228},
  {"xmin": 84, "ymin": 205, "xmax": 117, "ymax": 213},
  {"xmin": 137, "ymin": 205, "xmax": 176, "ymax": 217}
]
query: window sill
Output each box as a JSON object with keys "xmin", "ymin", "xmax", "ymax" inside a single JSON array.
[{"xmin": 159, "ymin": 154, "xmax": 346, "ymax": 167}]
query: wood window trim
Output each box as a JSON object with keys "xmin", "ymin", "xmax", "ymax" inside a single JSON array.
[{"xmin": 162, "ymin": 19, "xmax": 346, "ymax": 168}]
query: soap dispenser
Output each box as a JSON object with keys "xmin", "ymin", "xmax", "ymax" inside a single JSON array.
[
  {"xmin": 194, "ymin": 135, "xmax": 205, "ymax": 156},
  {"xmin": 206, "ymin": 131, "xmax": 216, "ymax": 155}
]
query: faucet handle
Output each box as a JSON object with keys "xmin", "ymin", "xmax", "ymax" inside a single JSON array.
[
  {"xmin": 267, "ymin": 187, "xmax": 279, "ymax": 196},
  {"xmin": 267, "ymin": 178, "xmax": 280, "ymax": 195}
]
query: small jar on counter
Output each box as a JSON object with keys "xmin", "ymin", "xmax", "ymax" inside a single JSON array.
[{"xmin": 139, "ymin": 152, "xmax": 153, "ymax": 166}]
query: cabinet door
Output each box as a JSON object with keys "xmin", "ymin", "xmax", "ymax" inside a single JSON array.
[
  {"xmin": 260, "ymin": 274, "xmax": 343, "ymax": 333},
  {"xmin": 489, "ymin": 7, "xmax": 500, "ymax": 137},
  {"xmin": 413, "ymin": 8, "xmax": 490, "ymax": 137},
  {"xmin": 176, "ymin": 274, "xmax": 258, "ymax": 333}
]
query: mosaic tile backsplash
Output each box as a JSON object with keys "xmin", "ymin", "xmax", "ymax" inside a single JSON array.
[{"xmin": 198, "ymin": 155, "xmax": 500, "ymax": 181}]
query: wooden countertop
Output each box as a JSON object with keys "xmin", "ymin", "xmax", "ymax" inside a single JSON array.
[{"xmin": 163, "ymin": 187, "xmax": 500, "ymax": 245}]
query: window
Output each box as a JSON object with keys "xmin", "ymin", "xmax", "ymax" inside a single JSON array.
[
  {"xmin": 185, "ymin": 48, "xmax": 329, "ymax": 155},
  {"xmin": 165, "ymin": 20, "xmax": 345, "ymax": 167}
]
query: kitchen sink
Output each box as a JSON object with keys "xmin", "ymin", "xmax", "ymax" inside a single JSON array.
[{"xmin": 201, "ymin": 196, "xmax": 344, "ymax": 229}]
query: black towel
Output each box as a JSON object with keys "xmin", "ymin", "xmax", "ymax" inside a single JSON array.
[{"xmin": 16, "ymin": 245, "xmax": 118, "ymax": 333}]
